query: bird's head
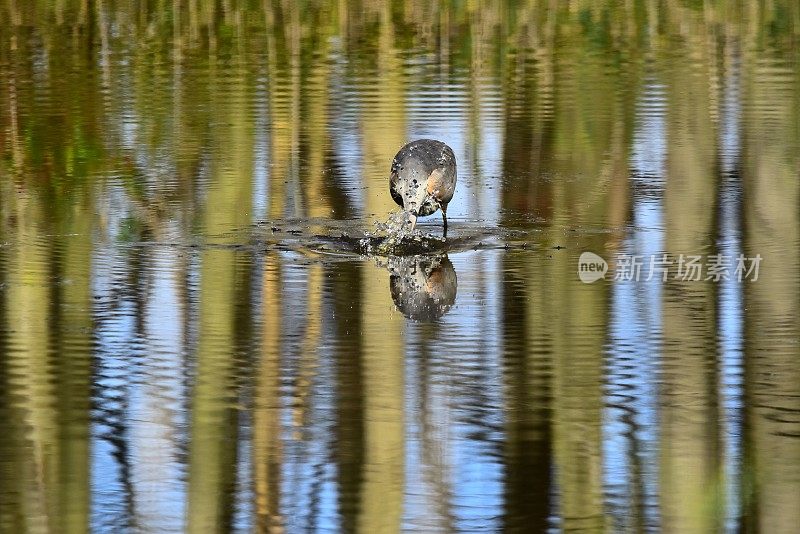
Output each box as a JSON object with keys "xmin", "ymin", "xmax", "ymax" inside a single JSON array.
[{"xmin": 393, "ymin": 163, "xmax": 432, "ymax": 231}]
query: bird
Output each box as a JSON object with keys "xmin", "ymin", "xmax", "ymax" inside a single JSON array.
[
  {"xmin": 388, "ymin": 254, "xmax": 457, "ymax": 321},
  {"xmin": 389, "ymin": 139, "xmax": 457, "ymax": 237}
]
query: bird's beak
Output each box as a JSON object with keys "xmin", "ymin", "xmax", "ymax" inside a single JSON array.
[{"xmin": 408, "ymin": 212, "xmax": 418, "ymax": 232}]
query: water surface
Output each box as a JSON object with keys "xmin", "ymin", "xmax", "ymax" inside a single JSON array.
[{"xmin": 1, "ymin": 2, "xmax": 799, "ymax": 532}]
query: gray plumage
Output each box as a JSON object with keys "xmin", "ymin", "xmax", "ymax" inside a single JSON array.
[
  {"xmin": 389, "ymin": 139, "xmax": 457, "ymax": 236},
  {"xmin": 388, "ymin": 255, "xmax": 457, "ymax": 321}
]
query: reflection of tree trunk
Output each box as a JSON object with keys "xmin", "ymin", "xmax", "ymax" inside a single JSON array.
[
  {"xmin": 187, "ymin": 249, "xmax": 241, "ymax": 534},
  {"xmin": 6, "ymin": 199, "xmax": 61, "ymax": 533},
  {"xmin": 92, "ymin": 248, "xmax": 146, "ymax": 530},
  {"xmin": 621, "ymin": 405, "xmax": 647, "ymax": 532},
  {"xmin": 660, "ymin": 35, "xmax": 723, "ymax": 531},
  {"xmin": 330, "ymin": 262, "xmax": 365, "ymax": 532},
  {"xmin": 499, "ymin": 7, "xmax": 627, "ymax": 524},
  {"xmin": 7, "ymin": 26, "xmax": 23, "ymax": 171},
  {"xmin": 54, "ymin": 207, "xmax": 93, "ymax": 534},
  {"xmin": 293, "ymin": 263, "xmax": 324, "ymax": 440},
  {"xmin": 97, "ymin": 0, "xmax": 111, "ymax": 86},
  {"xmin": 288, "ymin": 4, "xmax": 302, "ymax": 218},
  {"xmin": 358, "ymin": 262, "xmax": 404, "ymax": 533},
  {"xmin": 302, "ymin": 42, "xmax": 332, "ymax": 221},
  {"xmin": 254, "ymin": 252, "xmax": 284, "ymax": 533},
  {"xmin": 501, "ymin": 252, "xmax": 552, "ymax": 532},
  {"xmin": 416, "ymin": 324, "xmax": 456, "ymax": 532},
  {"xmin": 740, "ymin": 45, "xmax": 800, "ymax": 533},
  {"xmin": 500, "ymin": 64, "xmax": 553, "ymax": 224},
  {"xmin": 0, "ymin": 185, "xmax": 6, "ymax": 524},
  {"xmin": 1, "ymin": 189, "xmax": 93, "ymax": 533},
  {"xmin": 265, "ymin": 0, "xmax": 289, "ymax": 220},
  {"xmin": 551, "ymin": 249, "xmax": 607, "ymax": 532},
  {"xmin": 0, "ymin": 262, "xmax": 14, "ymax": 530},
  {"xmin": 188, "ymin": 47, "xmax": 254, "ymax": 527},
  {"xmin": 361, "ymin": 3, "xmax": 407, "ymax": 218},
  {"xmin": 659, "ymin": 281, "xmax": 722, "ymax": 534}
]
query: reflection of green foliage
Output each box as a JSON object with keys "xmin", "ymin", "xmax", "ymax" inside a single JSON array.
[
  {"xmin": 65, "ymin": 125, "xmax": 102, "ymax": 178},
  {"xmin": 768, "ymin": 5, "xmax": 792, "ymax": 39},
  {"xmin": 0, "ymin": 3, "xmax": 795, "ymax": 531},
  {"xmin": 681, "ymin": 0, "xmax": 705, "ymax": 11},
  {"xmin": 0, "ymin": 0, "xmax": 797, "ymax": 215},
  {"xmin": 120, "ymin": 172, "xmax": 147, "ymax": 203},
  {"xmin": 116, "ymin": 217, "xmax": 146, "ymax": 243},
  {"xmin": 578, "ymin": 8, "xmax": 611, "ymax": 50},
  {"xmin": 217, "ymin": 24, "xmax": 236, "ymax": 47}
]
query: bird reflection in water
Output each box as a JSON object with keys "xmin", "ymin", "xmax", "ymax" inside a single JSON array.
[{"xmin": 387, "ymin": 254, "xmax": 457, "ymax": 322}]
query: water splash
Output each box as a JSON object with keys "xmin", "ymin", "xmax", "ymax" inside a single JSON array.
[
  {"xmin": 372, "ymin": 210, "xmax": 412, "ymax": 237},
  {"xmin": 359, "ymin": 211, "xmax": 445, "ymax": 256}
]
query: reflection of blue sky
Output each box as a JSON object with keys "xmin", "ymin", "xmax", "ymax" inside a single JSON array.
[
  {"xmin": 76, "ymin": 40, "xmax": 759, "ymax": 534},
  {"xmin": 91, "ymin": 246, "xmax": 188, "ymax": 532},
  {"xmin": 89, "ymin": 53, "xmax": 509, "ymax": 529},
  {"xmin": 717, "ymin": 55, "xmax": 744, "ymax": 532},
  {"xmin": 402, "ymin": 249, "xmax": 505, "ymax": 531},
  {"xmin": 252, "ymin": 82, "xmax": 271, "ymax": 221},
  {"xmin": 603, "ymin": 66, "xmax": 746, "ymax": 529},
  {"xmin": 603, "ymin": 76, "xmax": 666, "ymax": 529},
  {"xmin": 408, "ymin": 79, "xmax": 504, "ymax": 225},
  {"xmin": 328, "ymin": 44, "xmax": 368, "ymax": 216}
]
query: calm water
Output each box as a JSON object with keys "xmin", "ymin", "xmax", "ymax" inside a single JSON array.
[{"xmin": 1, "ymin": 2, "xmax": 799, "ymax": 533}]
